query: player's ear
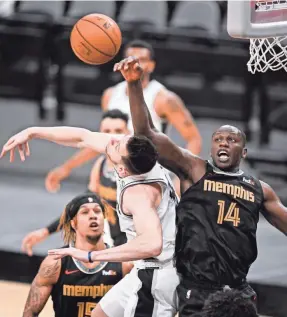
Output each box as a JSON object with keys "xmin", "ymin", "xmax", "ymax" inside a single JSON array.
[
  {"xmin": 70, "ymin": 219, "xmax": 76, "ymax": 230},
  {"xmin": 116, "ymin": 164, "xmax": 129, "ymax": 178},
  {"xmin": 148, "ymin": 60, "xmax": 156, "ymax": 73},
  {"xmin": 242, "ymin": 148, "xmax": 247, "ymax": 158}
]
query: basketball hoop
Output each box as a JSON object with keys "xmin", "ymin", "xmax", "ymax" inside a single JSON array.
[
  {"xmin": 248, "ymin": 36, "xmax": 287, "ymax": 73},
  {"xmin": 227, "ymin": 0, "xmax": 287, "ymax": 73}
]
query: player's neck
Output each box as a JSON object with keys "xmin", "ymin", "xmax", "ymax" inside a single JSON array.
[
  {"xmin": 105, "ymin": 157, "xmax": 114, "ymax": 170},
  {"xmin": 75, "ymin": 236, "xmax": 106, "ymax": 252}
]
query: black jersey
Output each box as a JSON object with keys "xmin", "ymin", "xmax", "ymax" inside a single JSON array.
[
  {"xmin": 175, "ymin": 161, "xmax": 264, "ymax": 286},
  {"xmin": 51, "ymin": 253, "xmax": 123, "ymax": 317},
  {"xmin": 98, "ymin": 157, "xmax": 126, "ymax": 245}
]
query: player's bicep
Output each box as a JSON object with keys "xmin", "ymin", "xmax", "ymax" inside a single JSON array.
[
  {"xmin": 261, "ymin": 181, "xmax": 287, "ymax": 234},
  {"xmin": 23, "ymin": 257, "xmax": 60, "ymax": 316},
  {"xmin": 81, "ymin": 132, "xmax": 123, "ymax": 153},
  {"xmin": 123, "ymin": 186, "xmax": 162, "ymax": 239}
]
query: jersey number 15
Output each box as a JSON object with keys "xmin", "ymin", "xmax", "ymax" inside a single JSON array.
[{"xmin": 77, "ymin": 302, "xmax": 97, "ymax": 317}]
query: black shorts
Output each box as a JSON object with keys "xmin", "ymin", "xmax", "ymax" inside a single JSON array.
[{"xmin": 176, "ymin": 280, "xmax": 257, "ymax": 317}]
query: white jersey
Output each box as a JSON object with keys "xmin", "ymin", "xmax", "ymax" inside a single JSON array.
[
  {"xmin": 107, "ymin": 80, "xmax": 165, "ymax": 132},
  {"xmin": 115, "ymin": 163, "xmax": 178, "ymax": 265}
]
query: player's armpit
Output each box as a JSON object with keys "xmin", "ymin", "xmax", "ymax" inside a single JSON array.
[
  {"xmin": 155, "ymin": 91, "xmax": 202, "ymax": 155},
  {"xmin": 261, "ymin": 180, "xmax": 287, "ymax": 235},
  {"xmin": 23, "ymin": 257, "xmax": 60, "ymax": 317}
]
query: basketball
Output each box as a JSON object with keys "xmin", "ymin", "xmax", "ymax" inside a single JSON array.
[{"xmin": 70, "ymin": 13, "xmax": 122, "ymax": 65}]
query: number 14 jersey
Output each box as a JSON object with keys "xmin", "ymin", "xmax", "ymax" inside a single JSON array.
[{"xmin": 175, "ymin": 161, "xmax": 264, "ymax": 286}]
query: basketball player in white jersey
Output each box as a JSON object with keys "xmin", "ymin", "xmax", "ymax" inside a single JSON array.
[
  {"xmin": 45, "ymin": 40, "xmax": 201, "ymax": 194},
  {"xmin": 1, "ymin": 125, "xmax": 180, "ymax": 317}
]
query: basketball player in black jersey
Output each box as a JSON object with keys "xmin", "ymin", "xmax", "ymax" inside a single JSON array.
[
  {"xmin": 22, "ymin": 193, "xmax": 132, "ymax": 317},
  {"xmin": 21, "ymin": 110, "xmax": 129, "ymax": 256},
  {"xmin": 114, "ymin": 56, "xmax": 287, "ymax": 316}
]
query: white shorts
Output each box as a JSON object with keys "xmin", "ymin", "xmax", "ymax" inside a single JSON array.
[{"xmin": 99, "ymin": 263, "xmax": 179, "ymax": 317}]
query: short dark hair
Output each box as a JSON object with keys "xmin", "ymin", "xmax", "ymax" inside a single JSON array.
[
  {"xmin": 101, "ymin": 109, "xmax": 129, "ymax": 125},
  {"xmin": 202, "ymin": 290, "xmax": 258, "ymax": 317},
  {"xmin": 212, "ymin": 125, "xmax": 247, "ymax": 147},
  {"xmin": 122, "ymin": 135, "xmax": 158, "ymax": 175},
  {"xmin": 124, "ymin": 39, "xmax": 155, "ymax": 61}
]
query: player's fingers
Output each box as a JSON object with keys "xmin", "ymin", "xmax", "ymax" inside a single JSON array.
[
  {"xmin": 18, "ymin": 144, "xmax": 25, "ymax": 161},
  {"xmin": 113, "ymin": 63, "xmax": 119, "ymax": 72},
  {"xmin": 25, "ymin": 142, "xmax": 30, "ymax": 156},
  {"xmin": 10, "ymin": 148, "xmax": 15, "ymax": 162}
]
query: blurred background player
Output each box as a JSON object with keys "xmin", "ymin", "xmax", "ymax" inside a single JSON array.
[
  {"xmin": 22, "ymin": 193, "xmax": 132, "ymax": 317},
  {"xmin": 22, "ymin": 109, "xmax": 130, "ymax": 256},
  {"xmin": 45, "ymin": 39, "xmax": 202, "ymax": 195}
]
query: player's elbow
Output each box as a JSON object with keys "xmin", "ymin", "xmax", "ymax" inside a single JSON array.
[{"xmin": 147, "ymin": 235, "xmax": 163, "ymax": 257}]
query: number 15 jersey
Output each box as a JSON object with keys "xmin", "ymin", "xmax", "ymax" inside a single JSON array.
[{"xmin": 175, "ymin": 161, "xmax": 264, "ymax": 286}]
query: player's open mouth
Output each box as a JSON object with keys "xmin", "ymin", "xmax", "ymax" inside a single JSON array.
[
  {"xmin": 217, "ymin": 150, "xmax": 230, "ymax": 162},
  {"xmin": 89, "ymin": 222, "xmax": 99, "ymax": 230}
]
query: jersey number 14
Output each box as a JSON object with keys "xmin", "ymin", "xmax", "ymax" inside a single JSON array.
[{"xmin": 217, "ymin": 200, "xmax": 240, "ymax": 227}]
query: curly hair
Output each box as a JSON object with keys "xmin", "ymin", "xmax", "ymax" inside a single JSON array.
[{"xmin": 201, "ymin": 290, "xmax": 258, "ymax": 317}]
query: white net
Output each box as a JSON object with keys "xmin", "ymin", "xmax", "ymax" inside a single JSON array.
[
  {"xmin": 248, "ymin": 36, "xmax": 287, "ymax": 73},
  {"xmin": 248, "ymin": 0, "xmax": 287, "ymax": 73}
]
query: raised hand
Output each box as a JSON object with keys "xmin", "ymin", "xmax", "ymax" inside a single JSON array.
[
  {"xmin": 0, "ymin": 129, "xmax": 31, "ymax": 162},
  {"xmin": 113, "ymin": 56, "xmax": 143, "ymax": 82},
  {"xmin": 22, "ymin": 228, "xmax": 50, "ymax": 256},
  {"xmin": 45, "ymin": 166, "xmax": 71, "ymax": 193}
]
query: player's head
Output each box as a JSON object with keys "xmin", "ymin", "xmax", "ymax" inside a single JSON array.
[
  {"xmin": 210, "ymin": 125, "xmax": 247, "ymax": 171},
  {"xmin": 100, "ymin": 109, "xmax": 130, "ymax": 135},
  {"xmin": 106, "ymin": 134, "xmax": 158, "ymax": 177},
  {"xmin": 124, "ymin": 39, "xmax": 155, "ymax": 78},
  {"xmin": 60, "ymin": 193, "xmax": 105, "ymax": 245},
  {"xmin": 201, "ymin": 289, "xmax": 258, "ymax": 317}
]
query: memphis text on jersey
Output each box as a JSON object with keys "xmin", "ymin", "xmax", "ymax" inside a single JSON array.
[
  {"xmin": 63, "ymin": 284, "xmax": 113, "ymax": 299},
  {"xmin": 203, "ymin": 180, "xmax": 255, "ymax": 202}
]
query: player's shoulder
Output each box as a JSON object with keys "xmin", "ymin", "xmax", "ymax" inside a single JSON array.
[{"xmin": 37, "ymin": 255, "xmax": 61, "ymax": 284}]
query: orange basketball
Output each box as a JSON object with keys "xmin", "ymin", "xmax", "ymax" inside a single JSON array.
[{"xmin": 70, "ymin": 13, "xmax": 122, "ymax": 65}]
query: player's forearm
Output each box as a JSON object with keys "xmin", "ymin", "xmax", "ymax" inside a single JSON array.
[
  {"xmin": 90, "ymin": 235, "xmax": 162, "ymax": 262},
  {"xmin": 127, "ymin": 80, "xmax": 156, "ymax": 134},
  {"xmin": 186, "ymin": 138, "xmax": 202, "ymax": 155},
  {"xmin": 28, "ymin": 127, "xmax": 110, "ymax": 153},
  {"xmin": 62, "ymin": 148, "xmax": 99, "ymax": 171},
  {"xmin": 28, "ymin": 126, "xmax": 90, "ymax": 148}
]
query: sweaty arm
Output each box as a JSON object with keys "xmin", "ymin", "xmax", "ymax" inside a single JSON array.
[
  {"xmin": 23, "ymin": 256, "xmax": 60, "ymax": 317},
  {"xmin": 261, "ymin": 180, "xmax": 287, "ymax": 235},
  {"xmin": 155, "ymin": 91, "xmax": 202, "ymax": 155}
]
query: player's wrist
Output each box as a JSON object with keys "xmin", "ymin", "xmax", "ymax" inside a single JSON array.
[{"xmin": 88, "ymin": 251, "xmax": 94, "ymax": 263}]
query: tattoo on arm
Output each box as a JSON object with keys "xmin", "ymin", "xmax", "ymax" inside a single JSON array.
[
  {"xmin": 167, "ymin": 98, "xmax": 180, "ymax": 113},
  {"xmin": 23, "ymin": 260, "xmax": 60, "ymax": 317},
  {"xmin": 39, "ymin": 260, "xmax": 60, "ymax": 278}
]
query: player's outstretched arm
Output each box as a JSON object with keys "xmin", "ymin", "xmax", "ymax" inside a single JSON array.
[
  {"xmin": 23, "ymin": 256, "xmax": 60, "ymax": 317},
  {"xmin": 114, "ymin": 57, "xmax": 198, "ymax": 179},
  {"xmin": 261, "ymin": 180, "xmax": 287, "ymax": 235},
  {"xmin": 48, "ymin": 184, "xmax": 164, "ymax": 262},
  {"xmin": 0, "ymin": 127, "xmax": 122, "ymax": 162}
]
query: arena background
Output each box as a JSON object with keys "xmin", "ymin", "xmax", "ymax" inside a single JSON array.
[{"xmin": 1, "ymin": 1, "xmax": 287, "ymax": 316}]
